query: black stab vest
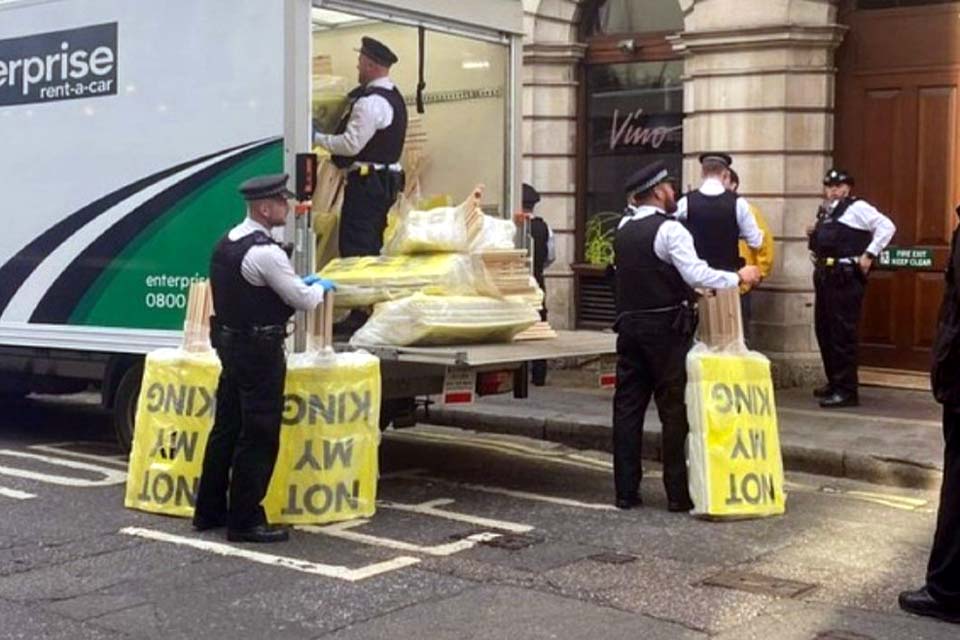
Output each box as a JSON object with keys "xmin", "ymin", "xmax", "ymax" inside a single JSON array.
[
  {"xmin": 209, "ymin": 231, "xmax": 294, "ymax": 329},
  {"xmin": 614, "ymin": 213, "xmax": 696, "ymax": 315},
  {"xmin": 331, "ymin": 84, "xmax": 408, "ymax": 169},
  {"xmin": 808, "ymin": 197, "xmax": 873, "ymax": 258},
  {"xmin": 684, "ymin": 190, "xmax": 741, "ymax": 271}
]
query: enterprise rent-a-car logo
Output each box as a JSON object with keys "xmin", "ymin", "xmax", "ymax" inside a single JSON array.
[{"xmin": 0, "ymin": 22, "xmax": 118, "ymax": 107}]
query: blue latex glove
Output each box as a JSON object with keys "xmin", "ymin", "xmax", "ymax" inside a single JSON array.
[{"xmin": 302, "ymin": 274, "xmax": 336, "ymax": 292}]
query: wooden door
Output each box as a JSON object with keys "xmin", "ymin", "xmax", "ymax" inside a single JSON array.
[{"xmin": 835, "ymin": 4, "xmax": 960, "ymax": 370}]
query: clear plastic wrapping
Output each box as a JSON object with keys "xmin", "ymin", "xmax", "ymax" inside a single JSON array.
[
  {"xmin": 685, "ymin": 342, "xmax": 786, "ymax": 519},
  {"xmin": 350, "ymin": 293, "xmax": 540, "ymax": 347},
  {"xmin": 318, "ymin": 253, "xmax": 499, "ymax": 308},
  {"xmin": 383, "ymin": 202, "xmax": 471, "ymax": 255},
  {"xmin": 468, "ymin": 213, "xmax": 517, "ymax": 252}
]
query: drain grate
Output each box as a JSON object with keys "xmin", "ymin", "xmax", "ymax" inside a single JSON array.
[
  {"xmin": 588, "ymin": 552, "xmax": 637, "ymax": 565},
  {"xmin": 480, "ymin": 533, "xmax": 543, "ymax": 551},
  {"xmin": 700, "ymin": 570, "xmax": 817, "ymax": 598},
  {"xmin": 812, "ymin": 632, "xmax": 875, "ymax": 640}
]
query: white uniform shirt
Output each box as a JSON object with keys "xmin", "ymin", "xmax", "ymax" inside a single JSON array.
[
  {"xmin": 826, "ymin": 198, "xmax": 897, "ymax": 257},
  {"xmin": 618, "ymin": 205, "xmax": 740, "ymax": 289},
  {"xmin": 228, "ymin": 217, "xmax": 324, "ymax": 311},
  {"xmin": 675, "ymin": 177, "xmax": 764, "ymax": 249},
  {"xmin": 313, "ymin": 76, "xmax": 396, "ymax": 157}
]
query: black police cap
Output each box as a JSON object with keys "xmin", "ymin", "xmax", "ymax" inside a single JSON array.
[
  {"xmin": 522, "ymin": 183, "xmax": 540, "ymax": 210},
  {"xmin": 238, "ymin": 174, "xmax": 295, "ymax": 201},
  {"xmin": 625, "ymin": 161, "xmax": 672, "ymax": 195},
  {"xmin": 823, "ymin": 168, "xmax": 854, "ymax": 187},
  {"xmin": 699, "ymin": 152, "xmax": 733, "ymax": 167},
  {"xmin": 358, "ymin": 36, "xmax": 398, "ymax": 67}
]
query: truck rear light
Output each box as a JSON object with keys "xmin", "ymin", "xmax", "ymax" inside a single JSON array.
[{"xmin": 476, "ymin": 370, "xmax": 514, "ymax": 396}]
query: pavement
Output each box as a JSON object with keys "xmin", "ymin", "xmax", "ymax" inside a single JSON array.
[{"xmin": 420, "ymin": 376, "xmax": 946, "ymax": 490}]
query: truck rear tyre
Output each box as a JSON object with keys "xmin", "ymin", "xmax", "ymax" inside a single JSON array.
[{"xmin": 113, "ymin": 361, "xmax": 143, "ymax": 453}]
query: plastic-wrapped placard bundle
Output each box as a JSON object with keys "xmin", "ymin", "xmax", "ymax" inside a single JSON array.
[
  {"xmin": 124, "ymin": 348, "xmax": 221, "ymax": 517},
  {"xmin": 469, "ymin": 213, "xmax": 517, "ymax": 252},
  {"xmin": 350, "ymin": 293, "xmax": 540, "ymax": 347},
  {"xmin": 382, "ymin": 201, "xmax": 472, "ymax": 255},
  {"xmin": 125, "ymin": 351, "xmax": 382, "ymax": 525},
  {"xmin": 685, "ymin": 344, "xmax": 786, "ymax": 519},
  {"xmin": 262, "ymin": 350, "xmax": 381, "ymax": 524},
  {"xmin": 318, "ymin": 253, "xmax": 498, "ymax": 308}
]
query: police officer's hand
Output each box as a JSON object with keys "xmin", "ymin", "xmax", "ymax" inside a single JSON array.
[
  {"xmin": 859, "ymin": 254, "xmax": 873, "ymax": 276},
  {"xmin": 805, "ymin": 223, "xmax": 815, "ymax": 237},
  {"xmin": 737, "ymin": 265, "xmax": 762, "ymax": 287},
  {"xmin": 302, "ymin": 274, "xmax": 337, "ymax": 291}
]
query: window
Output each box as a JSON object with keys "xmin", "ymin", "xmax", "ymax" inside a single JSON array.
[
  {"xmin": 583, "ymin": 60, "xmax": 683, "ymax": 265},
  {"xmin": 583, "ymin": 0, "xmax": 683, "ymax": 36}
]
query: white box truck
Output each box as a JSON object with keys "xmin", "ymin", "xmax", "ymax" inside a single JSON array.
[{"xmin": 0, "ymin": 0, "xmax": 615, "ymax": 449}]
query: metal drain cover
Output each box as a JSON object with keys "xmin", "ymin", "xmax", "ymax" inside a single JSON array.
[
  {"xmin": 701, "ymin": 570, "xmax": 817, "ymax": 598},
  {"xmin": 588, "ymin": 552, "xmax": 637, "ymax": 565},
  {"xmin": 480, "ymin": 533, "xmax": 543, "ymax": 551}
]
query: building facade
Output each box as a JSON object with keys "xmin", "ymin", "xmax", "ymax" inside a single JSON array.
[{"xmin": 523, "ymin": 0, "xmax": 960, "ymax": 384}]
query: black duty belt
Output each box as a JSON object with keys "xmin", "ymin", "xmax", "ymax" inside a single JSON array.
[
  {"xmin": 212, "ymin": 323, "xmax": 286, "ymax": 339},
  {"xmin": 815, "ymin": 256, "xmax": 859, "ymax": 268}
]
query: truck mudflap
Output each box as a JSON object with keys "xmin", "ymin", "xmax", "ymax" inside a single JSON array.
[{"xmin": 347, "ymin": 330, "xmax": 616, "ymax": 368}]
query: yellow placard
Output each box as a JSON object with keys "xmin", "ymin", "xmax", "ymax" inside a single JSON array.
[
  {"xmin": 124, "ymin": 349, "xmax": 381, "ymax": 525},
  {"xmin": 262, "ymin": 352, "xmax": 381, "ymax": 524},
  {"xmin": 685, "ymin": 350, "xmax": 786, "ymax": 518},
  {"xmin": 124, "ymin": 349, "xmax": 220, "ymax": 517}
]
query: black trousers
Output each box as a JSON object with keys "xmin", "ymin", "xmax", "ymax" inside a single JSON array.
[
  {"xmin": 531, "ymin": 302, "xmax": 547, "ymax": 385},
  {"xmin": 612, "ymin": 314, "xmax": 693, "ymax": 503},
  {"xmin": 927, "ymin": 405, "xmax": 960, "ymax": 605},
  {"xmin": 339, "ymin": 169, "xmax": 401, "ymax": 258},
  {"xmin": 195, "ymin": 336, "xmax": 286, "ymax": 530},
  {"xmin": 740, "ymin": 291, "xmax": 753, "ymax": 348},
  {"xmin": 814, "ymin": 264, "xmax": 866, "ymax": 397}
]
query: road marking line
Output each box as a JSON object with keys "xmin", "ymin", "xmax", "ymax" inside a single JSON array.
[
  {"xmin": 299, "ymin": 521, "xmax": 501, "ymax": 556},
  {"xmin": 0, "ymin": 486, "xmax": 36, "ymax": 500},
  {"xmin": 388, "ymin": 471, "xmax": 619, "ymax": 511},
  {"xmin": 27, "ymin": 444, "xmax": 128, "ymax": 468},
  {"xmin": 119, "ymin": 527, "xmax": 420, "ymax": 581},
  {"xmin": 378, "ymin": 498, "xmax": 534, "ymax": 533},
  {"xmin": 0, "ymin": 449, "xmax": 127, "ymax": 487}
]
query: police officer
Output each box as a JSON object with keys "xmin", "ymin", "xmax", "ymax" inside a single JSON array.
[
  {"xmin": 314, "ymin": 37, "xmax": 407, "ymax": 258},
  {"xmin": 613, "ymin": 161, "xmax": 761, "ymax": 512},
  {"xmin": 808, "ymin": 169, "xmax": 895, "ymax": 408},
  {"xmin": 194, "ymin": 174, "xmax": 333, "ymax": 543},
  {"xmin": 519, "ymin": 183, "xmax": 555, "ymax": 386},
  {"xmin": 899, "ymin": 205, "xmax": 960, "ymax": 624},
  {"xmin": 675, "ymin": 153, "xmax": 765, "ymax": 273}
]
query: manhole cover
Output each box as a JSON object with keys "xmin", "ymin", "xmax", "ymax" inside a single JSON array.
[
  {"xmin": 812, "ymin": 632, "xmax": 875, "ymax": 640},
  {"xmin": 480, "ymin": 533, "xmax": 543, "ymax": 551},
  {"xmin": 588, "ymin": 552, "xmax": 637, "ymax": 565},
  {"xmin": 701, "ymin": 570, "xmax": 817, "ymax": 598}
]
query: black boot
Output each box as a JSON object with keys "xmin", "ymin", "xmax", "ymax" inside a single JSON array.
[
  {"xmin": 227, "ymin": 524, "xmax": 290, "ymax": 543},
  {"xmin": 898, "ymin": 587, "xmax": 960, "ymax": 624},
  {"xmin": 812, "ymin": 384, "xmax": 833, "ymax": 399},
  {"xmin": 819, "ymin": 392, "xmax": 859, "ymax": 408}
]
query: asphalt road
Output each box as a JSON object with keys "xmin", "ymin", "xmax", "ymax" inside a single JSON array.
[{"xmin": 0, "ymin": 394, "xmax": 955, "ymax": 639}]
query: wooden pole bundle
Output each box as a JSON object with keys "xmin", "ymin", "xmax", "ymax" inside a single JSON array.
[
  {"xmin": 697, "ymin": 287, "xmax": 743, "ymax": 350},
  {"xmin": 308, "ymin": 290, "xmax": 336, "ymax": 352},
  {"xmin": 512, "ymin": 321, "xmax": 557, "ymax": 342},
  {"xmin": 182, "ymin": 281, "xmax": 214, "ymax": 352}
]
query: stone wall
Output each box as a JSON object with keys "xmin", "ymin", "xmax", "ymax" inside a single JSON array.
[{"xmin": 522, "ymin": 0, "xmax": 845, "ymax": 386}]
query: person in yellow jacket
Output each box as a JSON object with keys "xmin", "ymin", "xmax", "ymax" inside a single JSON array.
[{"xmin": 727, "ymin": 169, "xmax": 775, "ymax": 345}]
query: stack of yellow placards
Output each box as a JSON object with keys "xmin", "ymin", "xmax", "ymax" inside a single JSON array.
[
  {"xmin": 316, "ymin": 186, "xmax": 545, "ymax": 347},
  {"xmin": 124, "ymin": 288, "xmax": 382, "ymax": 525},
  {"xmin": 685, "ymin": 343, "xmax": 786, "ymax": 519}
]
